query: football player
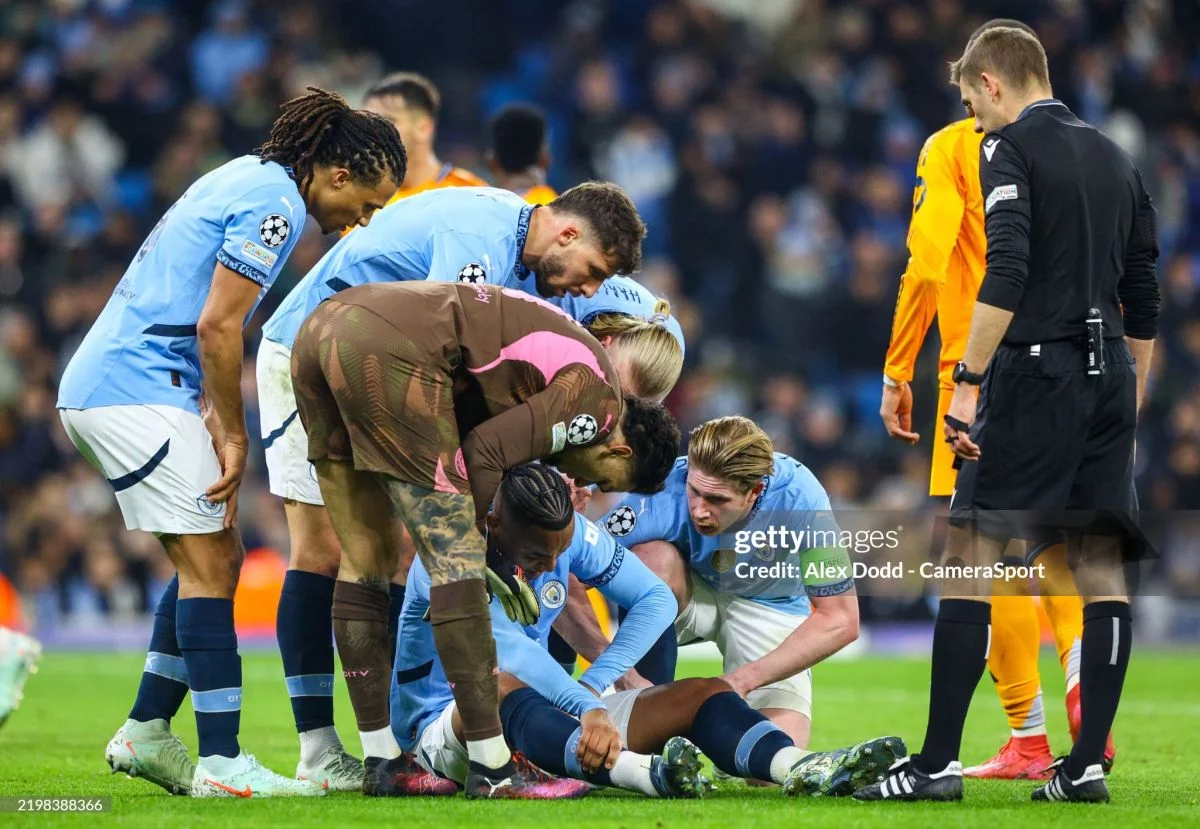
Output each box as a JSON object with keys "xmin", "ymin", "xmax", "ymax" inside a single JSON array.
[
  {"xmin": 597, "ymin": 416, "xmax": 860, "ymax": 751},
  {"xmin": 487, "ymin": 103, "xmax": 557, "ymax": 205},
  {"xmin": 57, "ymin": 89, "xmax": 404, "ymax": 797}
]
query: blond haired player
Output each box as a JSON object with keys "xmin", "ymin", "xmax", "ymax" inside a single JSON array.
[{"xmin": 880, "ymin": 18, "xmax": 1113, "ymax": 781}]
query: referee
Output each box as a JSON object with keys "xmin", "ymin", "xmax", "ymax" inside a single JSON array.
[{"xmin": 858, "ymin": 27, "xmax": 1159, "ymax": 804}]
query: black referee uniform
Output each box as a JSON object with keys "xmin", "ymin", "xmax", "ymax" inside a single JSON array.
[{"xmin": 950, "ymin": 99, "xmax": 1160, "ymax": 537}]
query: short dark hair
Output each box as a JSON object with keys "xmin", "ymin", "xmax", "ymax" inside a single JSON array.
[
  {"xmin": 499, "ymin": 463, "xmax": 574, "ymax": 530},
  {"xmin": 951, "ymin": 27, "xmax": 1049, "ymax": 90},
  {"xmin": 254, "ymin": 86, "xmax": 407, "ymax": 196},
  {"xmin": 364, "ymin": 72, "xmax": 441, "ymax": 118},
  {"xmin": 621, "ymin": 394, "xmax": 681, "ymax": 494},
  {"xmin": 490, "ymin": 104, "xmax": 548, "ymax": 173},
  {"xmin": 966, "ymin": 17, "xmax": 1037, "ymax": 46},
  {"xmin": 549, "ymin": 182, "xmax": 646, "ymax": 275}
]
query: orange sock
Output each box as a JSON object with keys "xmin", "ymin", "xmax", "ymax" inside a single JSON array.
[
  {"xmin": 988, "ymin": 587, "xmax": 1046, "ymax": 736},
  {"xmin": 1036, "ymin": 544, "xmax": 1083, "ymax": 689}
]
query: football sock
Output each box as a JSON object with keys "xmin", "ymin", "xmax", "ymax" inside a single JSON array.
[
  {"xmin": 387, "ymin": 582, "xmax": 405, "ymax": 668},
  {"xmin": 277, "ymin": 570, "xmax": 336, "ymax": 734},
  {"xmin": 429, "ymin": 580, "xmax": 502, "ymax": 741},
  {"xmin": 178, "ymin": 597, "xmax": 241, "ymax": 759},
  {"xmin": 988, "ymin": 595, "xmax": 1046, "ymax": 736},
  {"xmin": 915, "ymin": 599, "xmax": 991, "ymax": 773},
  {"xmin": 129, "ymin": 575, "xmax": 188, "ymax": 723},
  {"xmin": 618, "ymin": 606, "xmax": 677, "ymax": 684},
  {"xmin": 690, "ymin": 691, "xmax": 795, "ymax": 781},
  {"xmin": 1065, "ymin": 602, "xmax": 1131, "ymax": 778},
  {"xmin": 547, "ymin": 629, "xmax": 579, "ymax": 675},
  {"xmin": 331, "ymin": 580, "xmax": 395, "ymax": 753},
  {"xmin": 501, "ymin": 687, "xmax": 618, "ymax": 787}
]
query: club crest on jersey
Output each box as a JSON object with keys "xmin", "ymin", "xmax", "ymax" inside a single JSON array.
[
  {"xmin": 259, "ymin": 214, "xmax": 290, "ymax": 248},
  {"xmin": 196, "ymin": 494, "xmax": 223, "ymax": 515},
  {"xmin": 457, "ymin": 263, "xmax": 487, "ymax": 284},
  {"xmin": 710, "ymin": 548, "xmax": 737, "ymax": 573},
  {"xmin": 605, "ymin": 505, "xmax": 637, "ymax": 537},
  {"xmin": 567, "ymin": 414, "xmax": 598, "ymax": 445},
  {"xmin": 539, "ymin": 579, "xmax": 566, "ymax": 610}
]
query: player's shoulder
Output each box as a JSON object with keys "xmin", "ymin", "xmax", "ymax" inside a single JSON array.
[
  {"xmin": 920, "ymin": 119, "xmax": 977, "ymax": 169},
  {"xmin": 770, "ymin": 453, "xmax": 829, "ymax": 505},
  {"xmin": 523, "ymin": 184, "xmax": 557, "ymax": 205}
]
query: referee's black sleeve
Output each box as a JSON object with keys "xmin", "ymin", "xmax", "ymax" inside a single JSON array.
[
  {"xmin": 976, "ymin": 134, "xmax": 1032, "ymax": 312},
  {"xmin": 1118, "ymin": 171, "xmax": 1161, "ymax": 340}
]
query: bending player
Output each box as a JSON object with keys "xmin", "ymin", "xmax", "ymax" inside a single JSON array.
[
  {"xmin": 394, "ymin": 464, "xmax": 904, "ymax": 799},
  {"xmin": 259, "ymin": 182, "xmax": 651, "ymax": 788},
  {"xmin": 597, "ymin": 416, "xmax": 860, "ymax": 752},
  {"xmin": 879, "ymin": 18, "xmax": 1111, "ymax": 779},
  {"xmin": 56, "ymin": 88, "xmax": 405, "ymax": 798},
  {"xmin": 290, "ymin": 280, "xmax": 679, "ymax": 798}
]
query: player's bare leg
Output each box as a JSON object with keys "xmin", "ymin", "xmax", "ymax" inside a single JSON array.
[
  {"xmin": 155, "ymin": 531, "xmax": 322, "ymax": 797},
  {"xmin": 315, "ymin": 459, "xmax": 455, "ymax": 796},
  {"xmin": 276, "ymin": 499, "xmax": 365, "ymax": 790}
]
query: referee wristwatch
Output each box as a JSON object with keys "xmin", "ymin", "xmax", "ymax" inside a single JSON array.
[{"xmin": 952, "ymin": 361, "xmax": 985, "ymax": 386}]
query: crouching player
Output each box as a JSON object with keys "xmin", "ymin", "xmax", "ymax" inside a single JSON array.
[
  {"xmin": 393, "ymin": 464, "xmax": 904, "ymax": 798},
  {"xmin": 598, "ymin": 416, "xmax": 861, "ymax": 752}
]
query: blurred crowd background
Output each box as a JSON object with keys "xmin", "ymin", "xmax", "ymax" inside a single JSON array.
[{"xmin": 0, "ymin": 0, "xmax": 1197, "ymax": 635}]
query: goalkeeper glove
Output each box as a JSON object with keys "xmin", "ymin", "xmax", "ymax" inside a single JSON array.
[{"xmin": 485, "ymin": 545, "xmax": 541, "ymax": 626}]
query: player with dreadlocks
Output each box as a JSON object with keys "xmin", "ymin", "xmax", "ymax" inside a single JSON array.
[
  {"xmin": 57, "ymin": 87, "xmax": 404, "ymax": 798},
  {"xmin": 394, "ymin": 464, "xmax": 903, "ymax": 800}
]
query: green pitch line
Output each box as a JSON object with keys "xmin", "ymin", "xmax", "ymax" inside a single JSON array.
[{"xmin": 1, "ymin": 652, "xmax": 1197, "ymax": 827}]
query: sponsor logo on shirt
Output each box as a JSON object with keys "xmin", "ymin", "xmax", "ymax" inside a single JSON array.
[
  {"xmin": 241, "ymin": 239, "xmax": 278, "ymax": 270},
  {"xmin": 983, "ymin": 137, "xmax": 1001, "ymax": 162}
]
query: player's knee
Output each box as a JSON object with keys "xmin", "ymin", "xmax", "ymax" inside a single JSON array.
[
  {"xmin": 285, "ymin": 502, "xmax": 342, "ymax": 577},
  {"xmin": 631, "ymin": 540, "xmax": 688, "ymax": 606},
  {"xmin": 680, "ymin": 676, "xmax": 734, "ymax": 706},
  {"xmin": 497, "ymin": 672, "xmax": 527, "ymax": 702},
  {"xmin": 165, "ymin": 529, "xmax": 242, "ymax": 597}
]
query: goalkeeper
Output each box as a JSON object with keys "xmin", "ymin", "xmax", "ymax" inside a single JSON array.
[{"xmin": 590, "ymin": 416, "xmax": 859, "ymax": 750}]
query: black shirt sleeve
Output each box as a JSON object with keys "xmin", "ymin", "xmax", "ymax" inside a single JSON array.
[
  {"xmin": 977, "ymin": 133, "xmax": 1033, "ymax": 312},
  {"xmin": 1118, "ymin": 172, "xmax": 1161, "ymax": 340}
]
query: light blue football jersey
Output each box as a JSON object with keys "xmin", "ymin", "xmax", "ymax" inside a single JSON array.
[
  {"xmin": 261, "ymin": 187, "xmax": 534, "ymax": 349},
  {"xmin": 390, "ymin": 513, "xmax": 673, "ymax": 750},
  {"xmin": 551, "ymin": 275, "xmax": 686, "ymax": 355},
  {"xmin": 600, "ymin": 453, "xmax": 851, "ymax": 616},
  {"xmin": 58, "ymin": 156, "xmax": 305, "ymax": 414}
]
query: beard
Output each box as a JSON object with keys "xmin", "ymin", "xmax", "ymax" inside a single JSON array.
[{"xmin": 533, "ymin": 251, "xmax": 567, "ymax": 297}]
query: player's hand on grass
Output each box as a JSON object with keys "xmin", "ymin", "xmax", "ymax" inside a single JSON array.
[
  {"xmin": 484, "ymin": 560, "xmax": 540, "ymax": 626},
  {"xmin": 614, "ymin": 667, "xmax": 652, "ymax": 691},
  {"xmin": 578, "ymin": 708, "xmax": 622, "ymax": 773},
  {"xmin": 206, "ymin": 434, "xmax": 248, "ymax": 529},
  {"xmin": 880, "ymin": 380, "xmax": 920, "ymax": 444}
]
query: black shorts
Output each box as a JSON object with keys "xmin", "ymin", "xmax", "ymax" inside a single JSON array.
[{"xmin": 950, "ymin": 339, "xmax": 1136, "ymax": 543}]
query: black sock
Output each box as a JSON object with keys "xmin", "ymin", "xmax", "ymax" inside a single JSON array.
[
  {"xmin": 691, "ymin": 691, "xmax": 793, "ymax": 780},
  {"xmin": 1065, "ymin": 601, "xmax": 1131, "ymax": 779},
  {"xmin": 915, "ymin": 599, "xmax": 991, "ymax": 773},
  {"xmin": 277, "ymin": 570, "xmax": 336, "ymax": 733},
  {"xmin": 547, "ymin": 629, "xmax": 578, "ymax": 675},
  {"xmin": 618, "ymin": 606, "xmax": 677, "ymax": 684},
  {"xmin": 387, "ymin": 583, "xmax": 406, "ymax": 668},
  {"xmin": 129, "ymin": 576, "xmax": 189, "ymax": 723},
  {"xmin": 500, "ymin": 687, "xmax": 613, "ymax": 786}
]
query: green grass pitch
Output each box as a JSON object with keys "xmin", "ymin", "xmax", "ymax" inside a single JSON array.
[{"xmin": 2, "ymin": 650, "xmax": 1198, "ymax": 827}]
